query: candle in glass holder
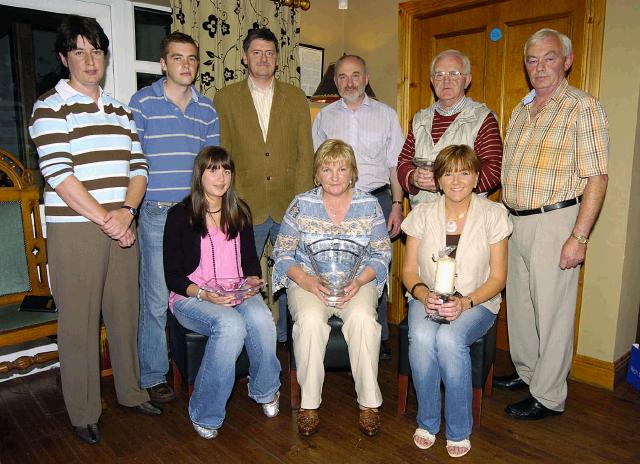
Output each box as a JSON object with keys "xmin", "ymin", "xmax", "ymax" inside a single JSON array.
[{"xmin": 434, "ymin": 256, "xmax": 456, "ymax": 295}]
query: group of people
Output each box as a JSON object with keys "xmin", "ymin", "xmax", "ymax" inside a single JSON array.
[{"xmin": 28, "ymin": 13, "xmax": 608, "ymax": 460}]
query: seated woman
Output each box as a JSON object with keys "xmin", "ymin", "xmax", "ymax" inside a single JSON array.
[
  {"xmin": 272, "ymin": 139, "xmax": 391, "ymax": 437},
  {"xmin": 401, "ymin": 144, "xmax": 511, "ymax": 458},
  {"xmin": 163, "ymin": 146, "xmax": 281, "ymax": 439}
]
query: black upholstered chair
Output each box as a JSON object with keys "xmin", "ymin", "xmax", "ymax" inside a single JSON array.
[
  {"xmin": 168, "ymin": 311, "xmax": 249, "ymax": 397},
  {"xmin": 397, "ymin": 316, "xmax": 497, "ymax": 427},
  {"xmin": 287, "ymin": 310, "xmax": 351, "ymax": 408}
]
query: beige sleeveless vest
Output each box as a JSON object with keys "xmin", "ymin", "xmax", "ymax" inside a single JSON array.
[{"xmin": 410, "ymin": 99, "xmax": 491, "ymax": 207}]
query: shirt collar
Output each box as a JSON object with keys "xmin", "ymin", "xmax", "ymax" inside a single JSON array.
[
  {"xmin": 152, "ymin": 77, "xmax": 199, "ymax": 102},
  {"xmin": 436, "ymin": 95, "xmax": 467, "ymax": 116},
  {"xmin": 522, "ymin": 79, "xmax": 569, "ymax": 105},
  {"xmin": 55, "ymin": 79, "xmax": 104, "ymax": 102},
  {"xmin": 248, "ymin": 76, "xmax": 275, "ymax": 93},
  {"xmin": 338, "ymin": 93, "xmax": 370, "ymax": 111}
]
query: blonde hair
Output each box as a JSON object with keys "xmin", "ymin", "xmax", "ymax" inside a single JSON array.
[{"xmin": 313, "ymin": 139, "xmax": 358, "ymax": 187}]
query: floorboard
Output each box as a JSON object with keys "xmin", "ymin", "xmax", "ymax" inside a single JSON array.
[{"xmin": 0, "ymin": 326, "xmax": 639, "ymax": 463}]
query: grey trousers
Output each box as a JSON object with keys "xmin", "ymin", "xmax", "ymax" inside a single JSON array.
[
  {"xmin": 48, "ymin": 222, "xmax": 148, "ymax": 426},
  {"xmin": 506, "ymin": 204, "xmax": 580, "ymax": 411}
]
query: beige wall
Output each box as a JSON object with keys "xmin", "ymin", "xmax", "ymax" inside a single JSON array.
[
  {"xmin": 300, "ymin": 0, "xmax": 640, "ymax": 365},
  {"xmin": 578, "ymin": 0, "xmax": 640, "ymax": 361},
  {"xmin": 300, "ymin": 0, "xmax": 400, "ymax": 108}
]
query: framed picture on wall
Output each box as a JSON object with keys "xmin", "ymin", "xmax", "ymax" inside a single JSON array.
[{"xmin": 298, "ymin": 44, "xmax": 324, "ymax": 98}]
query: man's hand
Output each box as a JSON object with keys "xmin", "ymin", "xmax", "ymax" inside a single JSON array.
[
  {"xmin": 411, "ymin": 167, "xmax": 437, "ymax": 191},
  {"xmin": 559, "ymin": 236, "xmax": 586, "ymax": 269},
  {"xmin": 117, "ymin": 228, "xmax": 136, "ymax": 248},
  {"xmin": 102, "ymin": 209, "xmax": 134, "ymax": 240},
  {"xmin": 387, "ymin": 204, "xmax": 403, "ymax": 238}
]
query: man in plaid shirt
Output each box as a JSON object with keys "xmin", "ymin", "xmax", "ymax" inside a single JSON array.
[{"xmin": 496, "ymin": 28, "xmax": 609, "ymax": 420}]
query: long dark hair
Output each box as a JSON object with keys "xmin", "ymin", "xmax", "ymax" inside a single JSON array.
[{"xmin": 185, "ymin": 146, "xmax": 251, "ymax": 240}]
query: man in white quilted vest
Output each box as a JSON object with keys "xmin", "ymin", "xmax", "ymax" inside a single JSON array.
[{"xmin": 397, "ymin": 49, "xmax": 502, "ymax": 207}]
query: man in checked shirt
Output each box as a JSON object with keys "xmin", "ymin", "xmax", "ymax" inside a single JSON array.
[{"xmin": 496, "ymin": 28, "xmax": 609, "ymax": 420}]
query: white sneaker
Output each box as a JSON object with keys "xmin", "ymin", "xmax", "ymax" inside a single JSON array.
[
  {"xmin": 192, "ymin": 421, "xmax": 218, "ymax": 439},
  {"xmin": 261, "ymin": 391, "xmax": 280, "ymax": 418}
]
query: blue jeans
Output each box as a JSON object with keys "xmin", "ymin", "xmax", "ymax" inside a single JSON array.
[
  {"xmin": 253, "ymin": 217, "xmax": 288, "ymax": 343},
  {"xmin": 138, "ymin": 200, "xmax": 173, "ymax": 388},
  {"xmin": 173, "ymin": 294, "xmax": 281, "ymax": 429},
  {"xmin": 408, "ymin": 298, "xmax": 496, "ymax": 441}
]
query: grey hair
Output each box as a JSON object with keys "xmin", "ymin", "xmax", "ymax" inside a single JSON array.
[
  {"xmin": 524, "ymin": 28, "xmax": 573, "ymax": 59},
  {"xmin": 430, "ymin": 49, "xmax": 471, "ymax": 75},
  {"xmin": 335, "ymin": 54, "xmax": 368, "ymax": 75}
]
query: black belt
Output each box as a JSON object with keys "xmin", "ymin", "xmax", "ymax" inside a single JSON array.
[
  {"xmin": 369, "ymin": 185, "xmax": 390, "ymax": 196},
  {"xmin": 506, "ymin": 196, "xmax": 583, "ymax": 217}
]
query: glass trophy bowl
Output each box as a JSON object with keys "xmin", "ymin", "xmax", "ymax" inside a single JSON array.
[
  {"xmin": 412, "ymin": 158, "xmax": 434, "ymax": 169},
  {"xmin": 305, "ymin": 238, "xmax": 366, "ymax": 306},
  {"xmin": 201, "ymin": 276, "xmax": 264, "ymax": 305}
]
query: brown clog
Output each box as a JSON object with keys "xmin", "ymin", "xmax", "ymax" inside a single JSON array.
[
  {"xmin": 358, "ymin": 408, "xmax": 381, "ymax": 436},
  {"xmin": 297, "ymin": 409, "xmax": 319, "ymax": 436}
]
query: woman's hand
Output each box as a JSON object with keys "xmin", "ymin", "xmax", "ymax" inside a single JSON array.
[
  {"xmin": 300, "ymin": 274, "xmax": 331, "ymax": 305},
  {"xmin": 243, "ymin": 276, "xmax": 265, "ymax": 299},
  {"xmin": 438, "ymin": 295, "xmax": 465, "ymax": 321},
  {"xmin": 203, "ymin": 291, "xmax": 235, "ymax": 307},
  {"xmin": 334, "ymin": 278, "xmax": 362, "ymax": 308},
  {"xmin": 423, "ymin": 290, "xmax": 443, "ymax": 316}
]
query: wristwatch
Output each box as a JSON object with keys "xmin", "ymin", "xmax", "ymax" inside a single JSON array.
[
  {"xmin": 571, "ymin": 232, "xmax": 589, "ymax": 245},
  {"xmin": 121, "ymin": 204, "xmax": 138, "ymax": 217}
]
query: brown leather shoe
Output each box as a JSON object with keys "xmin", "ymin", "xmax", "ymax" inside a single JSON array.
[
  {"xmin": 297, "ymin": 409, "xmax": 319, "ymax": 436},
  {"xmin": 358, "ymin": 408, "xmax": 380, "ymax": 436}
]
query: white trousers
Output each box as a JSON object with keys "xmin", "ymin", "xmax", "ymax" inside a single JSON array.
[{"xmin": 287, "ymin": 282, "xmax": 382, "ymax": 409}]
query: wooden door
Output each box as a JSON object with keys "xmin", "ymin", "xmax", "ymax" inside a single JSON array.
[{"xmin": 394, "ymin": 0, "xmax": 605, "ymax": 351}]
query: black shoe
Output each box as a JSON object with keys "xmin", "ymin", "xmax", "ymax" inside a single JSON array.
[
  {"xmin": 133, "ymin": 401, "xmax": 163, "ymax": 416},
  {"xmin": 379, "ymin": 341, "xmax": 392, "ymax": 360},
  {"xmin": 505, "ymin": 395, "xmax": 563, "ymax": 420},
  {"xmin": 147, "ymin": 382, "xmax": 176, "ymax": 403},
  {"xmin": 493, "ymin": 372, "xmax": 527, "ymax": 390},
  {"xmin": 73, "ymin": 423, "xmax": 100, "ymax": 444}
]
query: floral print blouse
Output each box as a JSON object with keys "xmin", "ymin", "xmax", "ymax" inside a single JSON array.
[{"xmin": 272, "ymin": 187, "xmax": 392, "ymax": 297}]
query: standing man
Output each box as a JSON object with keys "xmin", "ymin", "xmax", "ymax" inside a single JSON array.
[
  {"xmin": 396, "ymin": 49, "xmax": 502, "ymax": 207},
  {"xmin": 312, "ymin": 54, "xmax": 405, "ymax": 360},
  {"xmin": 497, "ymin": 29, "xmax": 608, "ymax": 420},
  {"xmin": 214, "ymin": 28, "xmax": 314, "ymax": 343},
  {"xmin": 29, "ymin": 15, "xmax": 160, "ymax": 445},
  {"xmin": 129, "ymin": 32, "xmax": 220, "ymax": 404}
]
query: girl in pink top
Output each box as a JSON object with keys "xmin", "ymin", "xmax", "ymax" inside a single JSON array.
[{"xmin": 163, "ymin": 146, "xmax": 281, "ymax": 439}]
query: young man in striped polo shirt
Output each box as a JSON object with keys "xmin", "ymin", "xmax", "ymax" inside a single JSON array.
[
  {"xmin": 29, "ymin": 15, "xmax": 160, "ymax": 445},
  {"xmin": 129, "ymin": 32, "xmax": 220, "ymax": 404}
]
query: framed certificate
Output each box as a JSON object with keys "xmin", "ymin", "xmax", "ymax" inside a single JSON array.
[{"xmin": 298, "ymin": 44, "xmax": 324, "ymax": 98}]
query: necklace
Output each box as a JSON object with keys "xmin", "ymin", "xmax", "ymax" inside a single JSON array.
[
  {"xmin": 206, "ymin": 229, "xmax": 241, "ymax": 280},
  {"xmin": 207, "ymin": 208, "xmax": 221, "ymax": 214},
  {"xmin": 446, "ymin": 211, "xmax": 467, "ymax": 234}
]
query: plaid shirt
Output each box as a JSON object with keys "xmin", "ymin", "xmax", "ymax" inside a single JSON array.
[{"xmin": 502, "ymin": 80, "xmax": 608, "ymax": 210}]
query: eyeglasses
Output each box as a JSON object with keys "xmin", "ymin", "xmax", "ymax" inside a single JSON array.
[{"xmin": 432, "ymin": 71, "xmax": 466, "ymax": 81}]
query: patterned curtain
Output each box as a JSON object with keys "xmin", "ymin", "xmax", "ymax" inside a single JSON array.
[{"xmin": 170, "ymin": 0, "xmax": 301, "ymax": 99}]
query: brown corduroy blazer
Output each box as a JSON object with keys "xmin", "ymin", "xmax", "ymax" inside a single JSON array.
[{"xmin": 214, "ymin": 79, "xmax": 314, "ymax": 224}]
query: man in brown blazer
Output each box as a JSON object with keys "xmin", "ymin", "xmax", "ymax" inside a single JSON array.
[{"xmin": 214, "ymin": 28, "xmax": 314, "ymax": 342}]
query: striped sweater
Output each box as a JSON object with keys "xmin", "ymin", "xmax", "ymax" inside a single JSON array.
[
  {"xmin": 29, "ymin": 80, "xmax": 148, "ymax": 223},
  {"xmin": 128, "ymin": 78, "xmax": 220, "ymax": 203}
]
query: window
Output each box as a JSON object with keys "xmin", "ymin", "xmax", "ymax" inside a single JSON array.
[
  {"xmin": 133, "ymin": 3, "xmax": 171, "ymax": 90},
  {"xmin": 0, "ymin": 4, "xmax": 72, "ymax": 190}
]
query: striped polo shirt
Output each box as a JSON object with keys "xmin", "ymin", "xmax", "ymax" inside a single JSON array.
[
  {"xmin": 28, "ymin": 80, "xmax": 148, "ymax": 223},
  {"xmin": 129, "ymin": 78, "xmax": 220, "ymax": 203}
]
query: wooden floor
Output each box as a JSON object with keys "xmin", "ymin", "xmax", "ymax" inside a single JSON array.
[{"xmin": 1, "ymin": 329, "xmax": 639, "ymax": 464}]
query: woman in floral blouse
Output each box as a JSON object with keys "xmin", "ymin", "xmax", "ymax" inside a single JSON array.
[{"xmin": 272, "ymin": 139, "xmax": 391, "ymax": 437}]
